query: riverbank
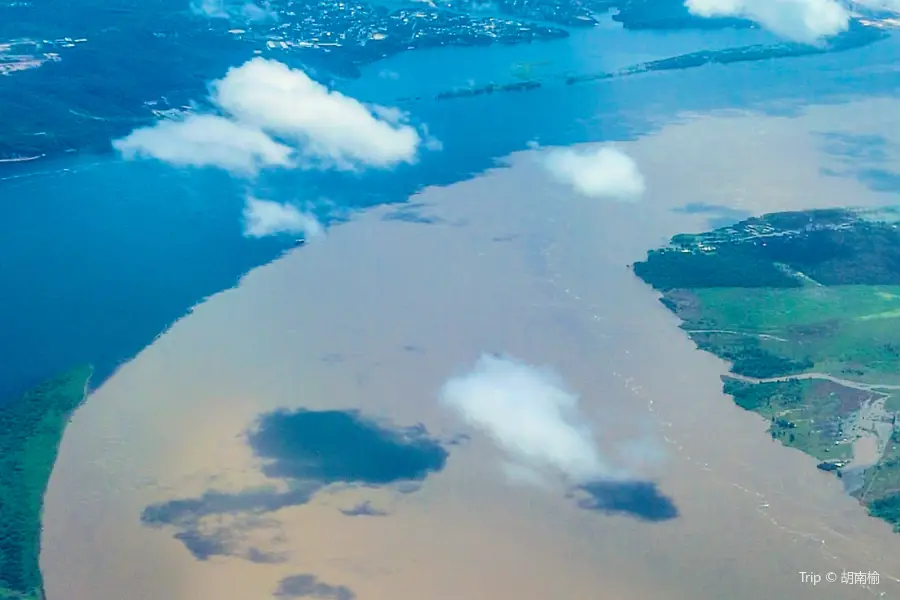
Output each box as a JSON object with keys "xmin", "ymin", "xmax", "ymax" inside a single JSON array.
[
  {"xmin": 633, "ymin": 208, "xmax": 900, "ymax": 530},
  {"xmin": 0, "ymin": 365, "xmax": 92, "ymax": 600},
  {"xmin": 724, "ymin": 371, "xmax": 896, "ymax": 493}
]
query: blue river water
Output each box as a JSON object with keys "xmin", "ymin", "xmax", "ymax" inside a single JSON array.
[{"xmin": 1, "ymin": 21, "xmax": 899, "ymax": 401}]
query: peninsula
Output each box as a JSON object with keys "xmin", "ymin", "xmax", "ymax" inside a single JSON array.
[{"xmin": 634, "ymin": 207, "xmax": 900, "ymax": 530}]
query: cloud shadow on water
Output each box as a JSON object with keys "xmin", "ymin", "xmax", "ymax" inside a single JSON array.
[
  {"xmin": 574, "ymin": 480, "xmax": 679, "ymax": 522},
  {"xmin": 247, "ymin": 408, "xmax": 448, "ymax": 484},
  {"xmin": 816, "ymin": 132, "xmax": 900, "ymax": 195},
  {"xmin": 339, "ymin": 500, "xmax": 389, "ymax": 517},
  {"xmin": 173, "ymin": 528, "xmax": 286, "ymax": 563},
  {"xmin": 142, "ymin": 486, "xmax": 321, "ymax": 527},
  {"xmin": 157, "ymin": 510, "xmax": 291, "ymax": 563},
  {"xmin": 672, "ymin": 202, "xmax": 751, "ymax": 229},
  {"xmin": 275, "ymin": 574, "xmax": 356, "ymax": 600},
  {"xmin": 141, "ymin": 408, "xmax": 448, "ymax": 562},
  {"xmin": 381, "ymin": 202, "xmax": 442, "ymax": 224},
  {"xmin": 857, "ymin": 168, "xmax": 900, "ymax": 194},
  {"xmin": 817, "ymin": 132, "xmax": 889, "ymax": 164},
  {"xmin": 173, "ymin": 529, "xmax": 230, "ymax": 560}
]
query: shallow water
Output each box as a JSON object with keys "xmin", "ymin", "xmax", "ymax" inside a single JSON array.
[{"xmin": 42, "ymin": 99, "xmax": 900, "ymax": 600}]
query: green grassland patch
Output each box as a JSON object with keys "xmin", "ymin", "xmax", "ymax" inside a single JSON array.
[{"xmin": 672, "ymin": 285, "xmax": 900, "ymax": 380}]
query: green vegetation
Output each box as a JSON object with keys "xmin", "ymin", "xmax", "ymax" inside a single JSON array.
[
  {"xmin": 684, "ymin": 286, "xmax": 900, "ymax": 380},
  {"xmin": 633, "ymin": 208, "xmax": 900, "ymax": 530},
  {"xmin": 856, "ymin": 429, "xmax": 900, "ymax": 531},
  {"xmin": 0, "ymin": 366, "xmax": 93, "ymax": 600},
  {"xmin": 695, "ymin": 332, "xmax": 813, "ymax": 378},
  {"xmin": 635, "ymin": 207, "xmax": 900, "ymax": 290},
  {"xmin": 722, "ymin": 377, "xmax": 858, "ymax": 461}
]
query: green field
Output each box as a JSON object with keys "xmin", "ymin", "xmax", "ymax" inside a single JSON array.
[
  {"xmin": 634, "ymin": 208, "xmax": 900, "ymax": 531},
  {"xmin": 0, "ymin": 366, "xmax": 93, "ymax": 600},
  {"xmin": 683, "ymin": 285, "xmax": 900, "ymax": 381}
]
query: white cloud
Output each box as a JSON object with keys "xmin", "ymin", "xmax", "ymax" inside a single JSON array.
[
  {"xmin": 190, "ymin": 0, "xmax": 276, "ymax": 21},
  {"xmin": 239, "ymin": 1, "xmax": 277, "ymax": 20},
  {"xmin": 190, "ymin": 0, "xmax": 228, "ymax": 17},
  {"xmin": 113, "ymin": 114, "xmax": 293, "ymax": 176},
  {"xmin": 685, "ymin": 0, "xmax": 850, "ymax": 43},
  {"xmin": 439, "ymin": 354, "xmax": 617, "ymax": 484},
  {"xmin": 544, "ymin": 146, "xmax": 645, "ymax": 202},
  {"xmin": 242, "ymin": 196, "xmax": 324, "ymax": 239},
  {"xmin": 116, "ymin": 58, "xmax": 431, "ymax": 177},
  {"xmin": 367, "ymin": 104, "xmax": 406, "ymax": 124},
  {"xmin": 210, "ymin": 58, "xmax": 423, "ymax": 170},
  {"xmin": 855, "ymin": 0, "xmax": 900, "ymax": 11}
]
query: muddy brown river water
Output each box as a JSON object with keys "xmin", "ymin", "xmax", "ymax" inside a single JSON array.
[{"xmin": 42, "ymin": 99, "xmax": 900, "ymax": 600}]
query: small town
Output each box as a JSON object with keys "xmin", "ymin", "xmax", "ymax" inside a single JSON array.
[{"xmin": 220, "ymin": 0, "xmax": 569, "ymax": 64}]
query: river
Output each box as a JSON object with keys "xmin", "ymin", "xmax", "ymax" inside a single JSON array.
[
  {"xmin": 41, "ymin": 93, "xmax": 900, "ymax": 599},
  {"xmin": 3, "ymin": 17, "xmax": 899, "ymax": 402}
]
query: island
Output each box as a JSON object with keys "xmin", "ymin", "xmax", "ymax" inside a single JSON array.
[
  {"xmin": 565, "ymin": 21, "xmax": 887, "ymax": 85},
  {"xmin": 435, "ymin": 80, "xmax": 542, "ymax": 100},
  {"xmin": 0, "ymin": 366, "xmax": 93, "ymax": 600},
  {"xmin": 633, "ymin": 207, "xmax": 900, "ymax": 530}
]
